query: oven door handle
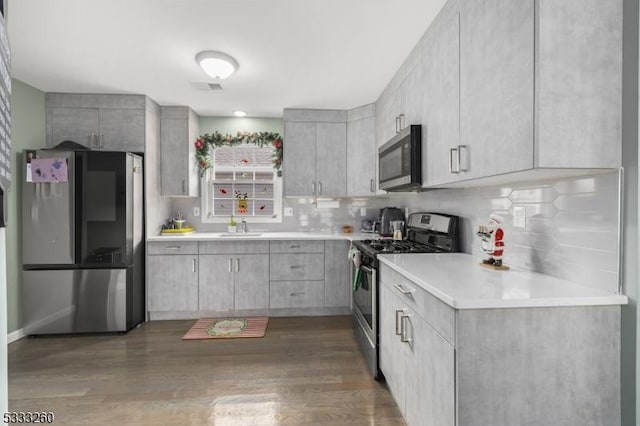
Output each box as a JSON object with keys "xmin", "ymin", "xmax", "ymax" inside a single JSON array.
[{"xmin": 360, "ymin": 265, "xmax": 374, "ymax": 274}]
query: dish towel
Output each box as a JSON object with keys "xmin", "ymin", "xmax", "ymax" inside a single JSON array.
[{"xmin": 348, "ymin": 245, "xmax": 362, "ymax": 290}]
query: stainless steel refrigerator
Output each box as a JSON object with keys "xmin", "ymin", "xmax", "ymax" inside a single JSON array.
[{"xmin": 21, "ymin": 149, "xmax": 144, "ymax": 334}]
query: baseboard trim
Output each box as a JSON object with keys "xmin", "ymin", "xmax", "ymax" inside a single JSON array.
[{"xmin": 7, "ymin": 328, "xmax": 25, "ymax": 344}]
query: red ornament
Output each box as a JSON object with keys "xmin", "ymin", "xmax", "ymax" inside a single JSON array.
[{"xmin": 194, "ymin": 138, "xmax": 205, "ymax": 150}]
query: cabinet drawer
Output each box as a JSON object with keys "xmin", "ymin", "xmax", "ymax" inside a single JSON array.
[
  {"xmin": 147, "ymin": 241, "xmax": 198, "ymax": 255},
  {"xmin": 199, "ymin": 241, "xmax": 269, "ymax": 254},
  {"xmin": 270, "ymin": 281, "xmax": 325, "ymax": 308},
  {"xmin": 270, "ymin": 240, "xmax": 324, "ymax": 254},
  {"xmin": 380, "ymin": 263, "xmax": 455, "ymax": 345},
  {"xmin": 270, "ymin": 253, "xmax": 324, "ymax": 281}
]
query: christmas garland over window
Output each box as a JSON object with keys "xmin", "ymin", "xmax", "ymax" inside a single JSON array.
[{"xmin": 194, "ymin": 131, "xmax": 283, "ymax": 176}]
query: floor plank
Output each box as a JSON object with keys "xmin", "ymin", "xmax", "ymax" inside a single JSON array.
[{"xmin": 9, "ymin": 316, "xmax": 405, "ymax": 425}]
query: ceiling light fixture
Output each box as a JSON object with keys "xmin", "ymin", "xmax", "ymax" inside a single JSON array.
[
  {"xmin": 233, "ymin": 110, "xmax": 247, "ymax": 117},
  {"xmin": 195, "ymin": 51, "xmax": 239, "ymax": 80}
]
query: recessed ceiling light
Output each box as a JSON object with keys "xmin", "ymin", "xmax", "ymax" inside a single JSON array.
[
  {"xmin": 195, "ymin": 51, "xmax": 239, "ymax": 80},
  {"xmin": 233, "ymin": 110, "xmax": 247, "ymax": 117}
]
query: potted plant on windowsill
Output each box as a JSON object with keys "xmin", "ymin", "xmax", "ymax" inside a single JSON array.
[{"xmin": 227, "ymin": 215, "xmax": 237, "ymax": 233}]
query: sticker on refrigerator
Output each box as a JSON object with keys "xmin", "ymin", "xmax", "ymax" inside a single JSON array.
[{"xmin": 30, "ymin": 158, "xmax": 68, "ymax": 183}]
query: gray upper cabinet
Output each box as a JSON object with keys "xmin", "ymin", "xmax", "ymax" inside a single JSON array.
[
  {"xmin": 421, "ymin": 3, "xmax": 460, "ymax": 187},
  {"xmin": 283, "ymin": 109, "xmax": 347, "ymax": 197},
  {"xmin": 316, "ymin": 122, "xmax": 347, "ymax": 197},
  {"xmin": 375, "ymin": 86, "xmax": 402, "ymax": 148},
  {"xmin": 160, "ymin": 106, "xmax": 199, "ymax": 197},
  {"xmin": 283, "ymin": 121, "xmax": 316, "ymax": 197},
  {"xmin": 535, "ymin": 0, "xmax": 622, "ymax": 168},
  {"xmin": 459, "ymin": 0, "xmax": 535, "ymax": 181},
  {"xmin": 45, "ymin": 93, "xmax": 146, "ymax": 152},
  {"xmin": 408, "ymin": 0, "xmax": 621, "ymax": 187},
  {"xmin": 347, "ymin": 104, "xmax": 377, "ymax": 196}
]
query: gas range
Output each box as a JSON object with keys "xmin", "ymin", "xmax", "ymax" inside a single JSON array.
[{"xmin": 351, "ymin": 212, "xmax": 460, "ymax": 380}]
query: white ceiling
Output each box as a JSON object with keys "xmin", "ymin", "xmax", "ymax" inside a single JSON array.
[{"xmin": 6, "ymin": 0, "xmax": 446, "ymax": 118}]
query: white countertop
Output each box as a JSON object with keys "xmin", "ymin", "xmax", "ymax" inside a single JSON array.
[
  {"xmin": 378, "ymin": 252, "xmax": 628, "ymax": 309},
  {"xmin": 147, "ymin": 231, "xmax": 375, "ymax": 242}
]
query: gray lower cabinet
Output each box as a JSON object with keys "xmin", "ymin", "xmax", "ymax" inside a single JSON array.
[
  {"xmin": 198, "ymin": 255, "xmax": 234, "ymax": 311},
  {"xmin": 234, "ymin": 254, "xmax": 269, "ymax": 309},
  {"xmin": 45, "ymin": 93, "xmax": 147, "ymax": 152},
  {"xmin": 269, "ymin": 240, "xmax": 325, "ymax": 309},
  {"xmin": 160, "ymin": 106, "xmax": 199, "ymax": 197},
  {"xmin": 148, "ymin": 239, "xmax": 350, "ymax": 316},
  {"xmin": 324, "ymin": 240, "xmax": 351, "ymax": 307},
  {"xmin": 147, "ymin": 254, "xmax": 198, "ymax": 311},
  {"xmin": 380, "ymin": 283, "xmax": 455, "ymax": 426},
  {"xmin": 379, "ymin": 263, "xmax": 621, "ymax": 426}
]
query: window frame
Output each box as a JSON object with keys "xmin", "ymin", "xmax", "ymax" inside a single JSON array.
[{"xmin": 200, "ymin": 145, "xmax": 283, "ymax": 224}]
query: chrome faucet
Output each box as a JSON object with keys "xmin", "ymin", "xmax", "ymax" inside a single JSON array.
[{"xmin": 241, "ymin": 219, "xmax": 248, "ymax": 233}]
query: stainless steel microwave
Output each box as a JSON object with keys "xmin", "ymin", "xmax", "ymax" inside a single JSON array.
[{"xmin": 378, "ymin": 125, "xmax": 422, "ymax": 191}]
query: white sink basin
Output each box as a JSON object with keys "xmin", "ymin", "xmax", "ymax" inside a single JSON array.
[{"xmin": 219, "ymin": 232, "xmax": 262, "ymax": 237}]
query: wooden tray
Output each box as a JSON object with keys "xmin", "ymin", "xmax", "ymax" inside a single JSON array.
[{"xmin": 479, "ymin": 262, "xmax": 510, "ymax": 271}]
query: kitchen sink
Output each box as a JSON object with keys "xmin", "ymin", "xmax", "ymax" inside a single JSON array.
[{"xmin": 219, "ymin": 232, "xmax": 262, "ymax": 237}]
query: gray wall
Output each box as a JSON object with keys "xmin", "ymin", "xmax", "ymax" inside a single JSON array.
[{"xmin": 6, "ymin": 79, "xmax": 46, "ymax": 334}]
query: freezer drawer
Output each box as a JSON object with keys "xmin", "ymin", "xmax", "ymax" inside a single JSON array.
[{"xmin": 22, "ymin": 268, "xmax": 132, "ymax": 334}]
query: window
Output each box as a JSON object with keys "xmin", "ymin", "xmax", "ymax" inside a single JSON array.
[{"xmin": 201, "ymin": 144, "xmax": 282, "ymax": 223}]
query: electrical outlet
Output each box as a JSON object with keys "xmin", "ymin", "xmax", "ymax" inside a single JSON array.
[
  {"xmin": 284, "ymin": 207, "xmax": 294, "ymax": 216},
  {"xmin": 513, "ymin": 206, "xmax": 526, "ymax": 229},
  {"xmin": 193, "ymin": 206, "xmax": 200, "ymax": 217},
  {"xmin": 360, "ymin": 207, "xmax": 366, "ymax": 216}
]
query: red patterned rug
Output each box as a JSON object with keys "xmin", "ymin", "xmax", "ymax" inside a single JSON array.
[{"xmin": 182, "ymin": 317, "xmax": 269, "ymax": 340}]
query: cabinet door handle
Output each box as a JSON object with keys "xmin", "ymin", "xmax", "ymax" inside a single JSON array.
[
  {"xmin": 458, "ymin": 145, "xmax": 469, "ymax": 172},
  {"xmin": 401, "ymin": 315, "xmax": 412, "ymax": 344},
  {"xmin": 235, "ymin": 258, "xmax": 240, "ymax": 273},
  {"xmin": 318, "ymin": 181, "xmax": 322, "ymax": 195},
  {"xmin": 228, "ymin": 258, "xmax": 233, "ymax": 273},
  {"xmin": 182, "ymin": 179, "xmax": 186, "ymax": 194},
  {"xmin": 394, "ymin": 283, "xmax": 413, "ymax": 295},
  {"xmin": 370, "ymin": 179, "xmax": 375, "ymax": 193},
  {"xmin": 395, "ymin": 116, "xmax": 400, "ymax": 134},
  {"xmin": 395, "ymin": 309, "xmax": 403, "ymax": 335},
  {"xmin": 290, "ymin": 292, "xmax": 305, "ymax": 296},
  {"xmin": 399, "ymin": 114, "xmax": 405, "ymax": 131},
  {"xmin": 449, "ymin": 148, "xmax": 460, "ymax": 174},
  {"xmin": 99, "ymin": 133, "xmax": 104, "ymax": 149},
  {"xmin": 192, "ymin": 258, "xmax": 197, "ymax": 273},
  {"xmin": 311, "ymin": 181, "xmax": 316, "ymax": 195}
]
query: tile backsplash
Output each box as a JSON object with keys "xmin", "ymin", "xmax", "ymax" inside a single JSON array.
[{"xmin": 170, "ymin": 171, "xmax": 621, "ymax": 293}]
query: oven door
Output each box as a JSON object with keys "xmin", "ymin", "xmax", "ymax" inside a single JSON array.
[{"xmin": 353, "ymin": 263, "xmax": 377, "ymax": 346}]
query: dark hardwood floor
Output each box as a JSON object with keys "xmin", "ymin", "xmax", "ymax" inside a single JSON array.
[{"xmin": 8, "ymin": 316, "xmax": 404, "ymax": 425}]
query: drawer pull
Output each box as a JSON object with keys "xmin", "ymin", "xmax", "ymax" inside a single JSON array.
[
  {"xmin": 290, "ymin": 292, "xmax": 305, "ymax": 296},
  {"xmin": 401, "ymin": 315, "xmax": 412, "ymax": 344},
  {"xmin": 394, "ymin": 284, "xmax": 413, "ymax": 295},
  {"xmin": 289, "ymin": 245, "xmax": 302, "ymax": 249},
  {"xmin": 395, "ymin": 309, "xmax": 403, "ymax": 335},
  {"xmin": 290, "ymin": 265, "xmax": 304, "ymax": 269},
  {"xmin": 165, "ymin": 246, "xmax": 181, "ymax": 250}
]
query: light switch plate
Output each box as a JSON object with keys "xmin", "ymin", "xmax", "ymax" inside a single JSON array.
[
  {"xmin": 360, "ymin": 207, "xmax": 366, "ymax": 216},
  {"xmin": 284, "ymin": 207, "xmax": 294, "ymax": 216},
  {"xmin": 193, "ymin": 206, "xmax": 200, "ymax": 217},
  {"xmin": 513, "ymin": 206, "xmax": 526, "ymax": 229}
]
